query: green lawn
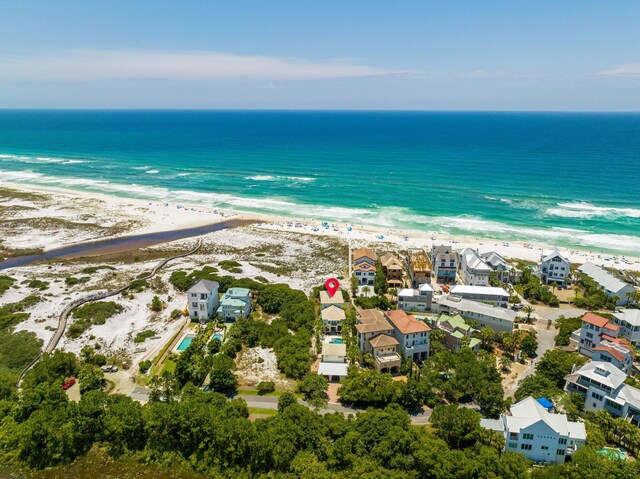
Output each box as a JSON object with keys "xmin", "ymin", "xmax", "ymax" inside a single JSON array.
[{"xmin": 248, "ymin": 407, "xmax": 277, "ymax": 415}]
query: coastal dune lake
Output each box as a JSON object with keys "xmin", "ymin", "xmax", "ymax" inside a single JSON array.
[{"xmin": 0, "ymin": 110, "xmax": 639, "ymax": 255}]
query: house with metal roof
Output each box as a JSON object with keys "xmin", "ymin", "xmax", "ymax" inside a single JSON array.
[
  {"xmin": 436, "ymin": 294, "xmax": 515, "ymax": 333},
  {"xmin": 565, "ymin": 361, "xmax": 640, "ymax": 427},
  {"xmin": 449, "ymin": 284, "xmax": 510, "ymax": 308},
  {"xmin": 437, "ymin": 314, "xmax": 481, "ymax": 353},
  {"xmin": 536, "ymin": 249, "xmax": 570, "ymax": 285},
  {"xmin": 481, "ymin": 396, "xmax": 586, "ymax": 464},
  {"xmin": 187, "ymin": 279, "xmax": 219, "ymax": 322},
  {"xmin": 397, "ymin": 283, "xmax": 433, "ymax": 313},
  {"xmin": 216, "ymin": 287, "xmax": 251, "ymax": 321},
  {"xmin": 578, "ymin": 262, "xmax": 636, "ymax": 306},
  {"xmin": 459, "ymin": 248, "xmax": 492, "ymax": 286}
]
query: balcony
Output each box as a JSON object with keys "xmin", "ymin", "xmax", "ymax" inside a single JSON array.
[{"xmin": 374, "ymin": 352, "xmax": 401, "ymax": 374}]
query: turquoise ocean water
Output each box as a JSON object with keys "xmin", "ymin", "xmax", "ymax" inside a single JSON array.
[{"xmin": 0, "ymin": 110, "xmax": 638, "ymax": 255}]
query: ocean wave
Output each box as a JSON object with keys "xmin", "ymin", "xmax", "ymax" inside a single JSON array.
[
  {"xmin": 145, "ymin": 170, "xmax": 160, "ymax": 174},
  {"xmin": 0, "ymin": 154, "xmax": 87, "ymax": 165},
  {"xmin": 246, "ymin": 175, "xmax": 315, "ymax": 183},
  {"xmin": 132, "ymin": 166, "xmax": 151, "ymax": 170},
  {"xmin": 2, "ymin": 168, "xmax": 639, "ymax": 255},
  {"xmin": 546, "ymin": 201, "xmax": 640, "ymax": 219}
]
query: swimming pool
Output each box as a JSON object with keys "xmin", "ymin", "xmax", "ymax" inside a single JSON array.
[
  {"xmin": 329, "ymin": 338, "xmax": 343, "ymax": 344},
  {"xmin": 176, "ymin": 335, "xmax": 195, "ymax": 351},
  {"xmin": 212, "ymin": 333, "xmax": 223, "ymax": 341}
]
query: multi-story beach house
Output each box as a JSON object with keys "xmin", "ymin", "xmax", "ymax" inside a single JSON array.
[
  {"xmin": 320, "ymin": 290, "xmax": 344, "ymax": 310},
  {"xmin": 481, "ymin": 397, "xmax": 586, "ymax": 464},
  {"xmin": 565, "ymin": 361, "xmax": 640, "ymax": 427},
  {"xmin": 380, "ymin": 253, "xmax": 404, "ymax": 289},
  {"xmin": 397, "ymin": 283, "xmax": 433, "ymax": 313},
  {"xmin": 355, "ymin": 309, "xmax": 401, "ymax": 374},
  {"xmin": 321, "ymin": 305, "xmax": 346, "ymax": 334},
  {"xmin": 480, "ymin": 251, "xmax": 515, "ymax": 284},
  {"xmin": 458, "ymin": 248, "xmax": 492, "ymax": 286},
  {"xmin": 578, "ymin": 312, "xmax": 620, "ymax": 358},
  {"xmin": 353, "ymin": 247, "xmax": 377, "ymax": 286},
  {"xmin": 537, "ymin": 249, "xmax": 571, "ymax": 285},
  {"xmin": 437, "ymin": 314, "xmax": 481, "ymax": 353},
  {"xmin": 216, "ymin": 287, "xmax": 251, "ymax": 321},
  {"xmin": 436, "ymin": 294, "xmax": 515, "ymax": 333},
  {"xmin": 593, "ymin": 337, "xmax": 635, "ymax": 373},
  {"xmin": 578, "ymin": 262, "xmax": 636, "ymax": 306},
  {"xmin": 449, "ymin": 284, "xmax": 510, "ymax": 308},
  {"xmin": 318, "ymin": 342, "xmax": 348, "ymax": 382},
  {"xmin": 187, "ymin": 279, "xmax": 219, "ymax": 322},
  {"xmin": 430, "ymin": 244, "xmax": 458, "ymax": 284},
  {"xmin": 612, "ymin": 309, "xmax": 640, "ymax": 347},
  {"xmin": 406, "ymin": 248, "xmax": 431, "ymax": 288},
  {"xmin": 385, "ymin": 310, "xmax": 431, "ymax": 361}
]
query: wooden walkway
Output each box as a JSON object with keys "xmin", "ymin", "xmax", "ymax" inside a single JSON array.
[{"xmin": 16, "ymin": 239, "xmax": 202, "ymax": 388}]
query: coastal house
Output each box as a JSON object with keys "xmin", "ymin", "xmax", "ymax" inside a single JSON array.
[
  {"xmin": 187, "ymin": 279, "xmax": 219, "ymax": 322},
  {"xmin": 578, "ymin": 262, "xmax": 636, "ymax": 306},
  {"xmin": 458, "ymin": 248, "xmax": 492, "ymax": 286},
  {"xmin": 578, "ymin": 312, "xmax": 620, "ymax": 358},
  {"xmin": 612, "ymin": 309, "xmax": 640, "ymax": 347},
  {"xmin": 437, "ymin": 314, "xmax": 481, "ymax": 353},
  {"xmin": 480, "ymin": 251, "xmax": 516, "ymax": 283},
  {"xmin": 321, "ymin": 305, "xmax": 346, "ymax": 334},
  {"xmin": 481, "ymin": 396, "xmax": 586, "ymax": 464},
  {"xmin": 537, "ymin": 249, "xmax": 571, "ymax": 285},
  {"xmin": 320, "ymin": 290, "xmax": 344, "ymax": 310},
  {"xmin": 397, "ymin": 283, "xmax": 433, "ymax": 313},
  {"xmin": 449, "ymin": 285, "xmax": 510, "ymax": 308},
  {"xmin": 216, "ymin": 287, "xmax": 251, "ymax": 321},
  {"xmin": 406, "ymin": 248, "xmax": 431, "ymax": 288},
  {"xmin": 430, "ymin": 244, "xmax": 458, "ymax": 284},
  {"xmin": 385, "ymin": 310, "xmax": 431, "ymax": 361},
  {"xmin": 355, "ymin": 309, "xmax": 401, "ymax": 374},
  {"xmin": 565, "ymin": 361, "xmax": 640, "ymax": 426},
  {"xmin": 318, "ymin": 342, "xmax": 348, "ymax": 382},
  {"xmin": 380, "ymin": 253, "xmax": 404, "ymax": 289},
  {"xmin": 593, "ymin": 337, "xmax": 635, "ymax": 374},
  {"xmin": 353, "ymin": 247, "xmax": 377, "ymax": 286},
  {"xmin": 436, "ymin": 294, "xmax": 515, "ymax": 333}
]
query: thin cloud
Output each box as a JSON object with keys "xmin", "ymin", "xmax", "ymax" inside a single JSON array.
[
  {"xmin": 0, "ymin": 50, "xmax": 407, "ymax": 81},
  {"xmin": 594, "ymin": 63, "xmax": 640, "ymax": 78}
]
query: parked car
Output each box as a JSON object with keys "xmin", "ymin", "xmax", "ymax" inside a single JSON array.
[
  {"xmin": 511, "ymin": 304, "xmax": 523, "ymax": 311},
  {"xmin": 101, "ymin": 365, "xmax": 119, "ymax": 373},
  {"xmin": 62, "ymin": 378, "xmax": 76, "ymax": 390}
]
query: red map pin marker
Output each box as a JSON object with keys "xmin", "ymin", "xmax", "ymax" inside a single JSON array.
[{"xmin": 325, "ymin": 277, "xmax": 340, "ymax": 298}]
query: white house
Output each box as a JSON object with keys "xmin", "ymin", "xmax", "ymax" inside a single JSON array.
[
  {"xmin": 449, "ymin": 285, "xmax": 510, "ymax": 308},
  {"xmin": 397, "ymin": 283, "xmax": 433, "ymax": 313},
  {"xmin": 431, "ymin": 244, "xmax": 458, "ymax": 284},
  {"xmin": 321, "ymin": 305, "xmax": 346, "ymax": 334},
  {"xmin": 481, "ymin": 397, "xmax": 586, "ymax": 464},
  {"xmin": 318, "ymin": 342, "xmax": 348, "ymax": 382},
  {"xmin": 480, "ymin": 251, "xmax": 515, "ymax": 283},
  {"xmin": 593, "ymin": 338, "xmax": 635, "ymax": 374},
  {"xmin": 578, "ymin": 312, "xmax": 621, "ymax": 358},
  {"xmin": 565, "ymin": 361, "xmax": 640, "ymax": 427},
  {"xmin": 216, "ymin": 287, "xmax": 252, "ymax": 321},
  {"xmin": 187, "ymin": 280, "xmax": 219, "ymax": 322},
  {"xmin": 458, "ymin": 248, "xmax": 491, "ymax": 286},
  {"xmin": 385, "ymin": 310, "xmax": 431, "ymax": 361},
  {"xmin": 353, "ymin": 247, "xmax": 376, "ymax": 286},
  {"xmin": 537, "ymin": 249, "xmax": 570, "ymax": 285},
  {"xmin": 435, "ymin": 294, "xmax": 515, "ymax": 333},
  {"xmin": 578, "ymin": 262, "xmax": 636, "ymax": 306},
  {"xmin": 612, "ymin": 309, "xmax": 640, "ymax": 347}
]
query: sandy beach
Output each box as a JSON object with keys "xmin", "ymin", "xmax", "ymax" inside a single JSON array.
[{"xmin": 2, "ymin": 180, "xmax": 639, "ymax": 272}]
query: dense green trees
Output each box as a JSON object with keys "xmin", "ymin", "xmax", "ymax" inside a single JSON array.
[
  {"xmin": 515, "ymin": 267, "xmax": 559, "ymax": 306},
  {"xmin": 431, "ymin": 404, "xmax": 483, "ymax": 449},
  {"xmin": 554, "ymin": 315, "xmax": 584, "ymax": 346},
  {"xmin": 296, "ymin": 372, "xmax": 328, "ymax": 408},
  {"xmin": 208, "ymin": 353, "xmax": 237, "ymax": 393},
  {"xmin": 338, "ymin": 366, "xmax": 399, "ymax": 407},
  {"xmin": 574, "ymin": 274, "xmax": 619, "ymax": 310}
]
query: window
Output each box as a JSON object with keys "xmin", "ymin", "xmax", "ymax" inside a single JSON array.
[
  {"xmin": 191, "ymin": 302, "xmax": 197, "ymax": 307},
  {"xmin": 520, "ymin": 444, "xmax": 532, "ymax": 451},
  {"xmin": 558, "ymin": 438, "xmax": 567, "ymax": 445},
  {"xmin": 509, "ymin": 432, "xmax": 518, "ymax": 440},
  {"xmin": 508, "ymin": 442, "xmax": 517, "ymax": 449},
  {"xmin": 591, "ymin": 392, "xmax": 604, "ymax": 401},
  {"xmin": 541, "ymin": 446, "xmax": 549, "ymax": 450},
  {"xmin": 522, "ymin": 433, "xmax": 534, "ymax": 440},
  {"xmin": 556, "ymin": 449, "xmax": 565, "ymax": 456}
]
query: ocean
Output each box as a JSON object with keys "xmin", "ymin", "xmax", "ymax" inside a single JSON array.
[{"xmin": 0, "ymin": 110, "xmax": 639, "ymax": 255}]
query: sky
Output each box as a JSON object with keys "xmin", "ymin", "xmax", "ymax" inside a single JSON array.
[{"xmin": 1, "ymin": 1, "xmax": 639, "ymax": 110}]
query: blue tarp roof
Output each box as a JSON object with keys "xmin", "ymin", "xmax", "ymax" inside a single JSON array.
[{"xmin": 536, "ymin": 398, "xmax": 553, "ymax": 409}]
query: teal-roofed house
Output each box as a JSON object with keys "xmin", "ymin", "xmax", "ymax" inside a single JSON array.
[
  {"xmin": 217, "ymin": 287, "xmax": 252, "ymax": 322},
  {"xmin": 437, "ymin": 314, "xmax": 481, "ymax": 353}
]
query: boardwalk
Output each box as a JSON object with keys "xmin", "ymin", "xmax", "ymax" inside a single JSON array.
[{"xmin": 16, "ymin": 239, "xmax": 203, "ymax": 388}]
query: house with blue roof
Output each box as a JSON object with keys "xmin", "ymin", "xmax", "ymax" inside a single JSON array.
[{"xmin": 216, "ymin": 287, "xmax": 252, "ymax": 321}]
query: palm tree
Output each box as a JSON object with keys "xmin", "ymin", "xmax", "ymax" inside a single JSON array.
[
  {"xmin": 362, "ymin": 285, "xmax": 371, "ymax": 297},
  {"xmin": 522, "ymin": 305, "xmax": 535, "ymax": 324},
  {"xmin": 500, "ymin": 355, "xmax": 512, "ymax": 372}
]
